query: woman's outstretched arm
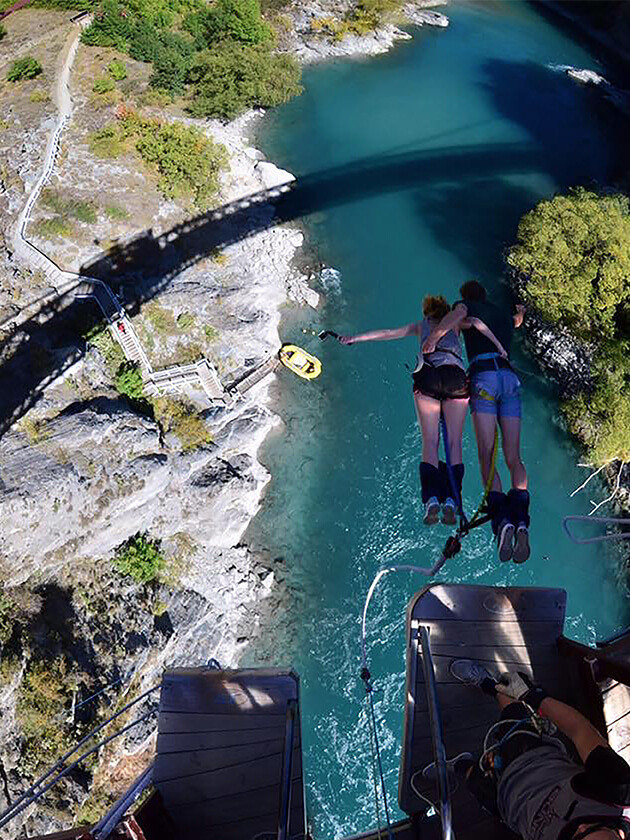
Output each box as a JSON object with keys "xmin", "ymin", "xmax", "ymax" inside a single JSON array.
[
  {"xmin": 463, "ymin": 317, "xmax": 508, "ymax": 357},
  {"xmin": 340, "ymin": 323, "xmax": 418, "ymax": 345}
]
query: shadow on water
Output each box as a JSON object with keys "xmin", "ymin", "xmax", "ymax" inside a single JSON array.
[{"xmin": 0, "ymin": 141, "xmax": 547, "ymax": 436}]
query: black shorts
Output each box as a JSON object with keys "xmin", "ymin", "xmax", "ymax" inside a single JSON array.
[{"xmin": 412, "ymin": 364, "xmax": 468, "ymax": 400}]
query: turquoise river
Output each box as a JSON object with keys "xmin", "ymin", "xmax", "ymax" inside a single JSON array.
[{"xmin": 250, "ymin": 2, "xmax": 630, "ymax": 836}]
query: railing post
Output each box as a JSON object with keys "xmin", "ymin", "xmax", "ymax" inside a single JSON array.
[
  {"xmin": 277, "ymin": 698, "xmax": 297, "ymax": 840},
  {"xmin": 419, "ymin": 626, "xmax": 454, "ymax": 840}
]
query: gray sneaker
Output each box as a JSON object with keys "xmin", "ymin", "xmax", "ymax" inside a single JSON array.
[
  {"xmin": 441, "ymin": 498, "xmax": 457, "ymax": 525},
  {"xmin": 513, "ymin": 526, "xmax": 530, "ymax": 564},
  {"xmin": 450, "ymin": 658, "xmax": 496, "ymax": 688},
  {"xmin": 423, "ymin": 497, "xmax": 440, "ymax": 526},
  {"xmin": 497, "ymin": 521, "xmax": 515, "ymax": 563}
]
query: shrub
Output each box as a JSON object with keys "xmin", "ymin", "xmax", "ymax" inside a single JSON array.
[
  {"xmin": 120, "ymin": 112, "xmax": 228, "ymax": 208},
  {"xmin": 115, "ymin": 360, "xmax": 145, "ymax": 400},
  {"xmin": 150, "ymin": 46, "xmax": 189, "ymax": 94},
  {"xmin": 107, "ymin": 58, "xmax": 127, "ymax": 80},
  {"xmin": 184, "ymin": 0, "xmax": 271, "ymax": 47},
  {"xmin": 204, "ymin": 324, "xmax": 219, "ymax": 341},
  {"xmin": 113, "ymin": 532, "xmax": 165, "ymax": 583},
  {"xmin": 86, "ymin": 326, "xmax": 125, "ymax": 372},
  {"xmin": 0, "ymin": 591, "xmax": 17, "ymax": 645},
  {"xmin": 0, "ymin": 23, "xmax": 5, "ymax": 41},
  {"xmin": 93, "ymin": 76, "xmax": 116, "ymax": 94},
  {"xmin": 7, "ymin": 56, "xmax": 43, "ymax": 82},
  {"xmin": 507, "ymin": 189, "xmax": 630, "ymax": 339},
  {"xmin": 30, "ymin": 88, "xmax": 50, "ymax": 102},
  {"xmin": 17, "ymin": 657, "xmax": 73, "ymax": 773},
  {"xmin": 187, "ymin": 44, "xmax": 302, "ymax": 120},
  {"xmin": 82, "ymin": 0, "xmax": 133, "ymax": 51},
  {"xmin": 153, "ymin": 397, "xmax": 212, "ymax": 450},
  {"xmin": 177, "ymin": 312, "xmax": 195, "ymax": 329}
]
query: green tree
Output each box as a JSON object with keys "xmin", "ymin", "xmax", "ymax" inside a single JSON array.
[
  {"xmin": 7, "ymin": 56, "xmax": 43, "ymax": 81},
  {"xmin": 187, "ymin": 43, "xmax": 301, "ymax": 120},
  {"xmin": 184, "ymin": 0, "xmax": 271, "ymax": 47},
  {"xmin": 115, "ymin": 360, "xmax": 145, "ymax": 400},
  {"xmin": 113, "ymin": 532, "xmax": 165, "ymax": 583},
  {"xmin": 507, "ymin": 188, "xmax": 630, "ymax": 338}
]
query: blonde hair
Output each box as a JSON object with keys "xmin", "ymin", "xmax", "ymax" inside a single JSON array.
[{"xmin": 423, "ymin": 295, "xmax": 450, "ymax": 320}]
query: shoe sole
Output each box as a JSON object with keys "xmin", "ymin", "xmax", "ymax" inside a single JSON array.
[
  {"xmin": 498, "ymin": 524, "xmax": 515, "ymax": 563},
  {"xmin": 513, "ymin": 529, "xmax": 530, "ymax": 564},
  {"xmin": 423, "ymin": 505, "xmax": 440, "ymax": 526},
  {"xmin": 442, "ymin": 507, "xmax": 457, "ymax": 525}
]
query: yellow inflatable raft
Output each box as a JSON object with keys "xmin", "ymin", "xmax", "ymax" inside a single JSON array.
[{"xmin": 278, "ymin": 344, "xmax": 322, "ymax": 380}]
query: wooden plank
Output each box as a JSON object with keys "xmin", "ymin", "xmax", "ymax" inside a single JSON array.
[
  {"xmin": 415, "ymin": 657, "xmax": 564, "ymax": 690},
  {"xmin": 158, "ymin": 711, "xmax": 287, "ymax": 733},
  {"xmin": 157, "ymin": 725, "xmax": 299, "ymax": 753},
  {"xmin": 156, "ymin": 748, "xmax": 302, "ymax": 806},
  {"xmin": 159, "ymin": 672, "xmax": 297, "ymax": 715},
  {"xmin": 171, "ymin": 792, "xmax": 305, "ymax": 830},
  {"xmin": 409, "ymin": 585, "xmax": 566, "ymax": 623},
  {"xmin": 153, "ymin": 737, "xmax": 286, "ymax": 782},
  {"xmin": 428, "ymin": 642, "xmax": 558, "ymax": 666},
  {"xmin": 173, "ymin": 808, "xmax": 305, "ymax": 840},
  {"xmin": 416, "ymin": 619, "xmax": 564, "ymax": 648},
  {"xmin": 415, "ymin": 699, "xmax": 499, "ymax": 734}
]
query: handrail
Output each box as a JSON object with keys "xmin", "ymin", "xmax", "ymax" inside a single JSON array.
[
  {"xmin": 419, "ymin": 626, "xmax": 454, "ymax": 840},
  {"xmin": 277, "ymin": 698, "xmax": 298, "ymax": 840}
]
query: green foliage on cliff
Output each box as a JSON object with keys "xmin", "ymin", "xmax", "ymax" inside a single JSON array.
[
  {"xmin": 509, "ymin": 189, "xmax": 630, "ymax": 465},
  {"xmin": 17, "ymin": 657, "xmax": 74, "ymax": 773},
  {"xmin": 508, "ymin": 189, "xmax": 630, "ymax": 338},
  {"xmin": 108, "ymin": 58, "xmax": 128, "ymax": 80},
  {"xmin": 0, "ymin": 23, "xmax": 6, "ymax": 41},
  {"xmin": 183, "ymin": 0, "xmax": 271, "ymax": 47},
  {"xmin": 7, "ymin": 57, "xmax": 43, "ymax": 82},
  {"xmin": 153, "ymin": 396, "xmax": 212, "ymax": 450},
  {"xmin": 187, "ymin": 44, "xmax": 301, "ymax": 119},
  {"xmin": 311, "ymin": 0, "xmax": 401, "ymax": 40},
  {"xmin": 115, "ymin": 360, "xmax": 145, "ymax": 400},
  {"xmin": 113, "ymin": 532, "xmax": 165, "ymax": 583},
  {"xmin": 0, "ymin": 591, "xmax": 17, "ymax": 645}
]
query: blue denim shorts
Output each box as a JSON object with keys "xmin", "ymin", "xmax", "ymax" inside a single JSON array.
[{"xmin": 470, "ymin": 369, "xmax": 522, "ymax": 418}]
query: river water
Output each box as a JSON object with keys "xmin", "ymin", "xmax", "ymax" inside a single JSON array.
[{"xmin": 251, "ymin": 2, "xmax": 629, "ymax": 836}]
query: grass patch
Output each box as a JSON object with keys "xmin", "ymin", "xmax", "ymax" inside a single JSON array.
[
  {"xmin": 93, "ymin": 76, "xmax": 116, "ymax": 94},
  {"xmin": 41, "ymin": 189, "xmax": 97, "ymax": 225},
  {"xmin": 34, "ymin": 216, "xmax": 74, "ymax": 238},
  {"xmin": 104, "ymin": 205, "xmax": 130, "ymax": 221},
  {"xmin": 204, "ymin": 325, "xmax": 219, "ymax": 341},
  {"xmin": 30, "ymin": 88, "xmax": 50, "ymax": 103},
  {"xmin": 86, "ymin": 326, "xmax": 125, "ymax": 374},
  {"xmin": 0, "ymin": 591, "xmax": 17, "ymax": 645},
  {"xmin": 113, "ymin": 532, "xmax": 165, "ymax": 584},
  {"xmin": 107, "ymin": 59, "xmax": 127, "ymax": 80},
  {"xmin": 20, "ymin": 417, "xmax": 51, "ymax": 444},
  {"xmin": 153, "ymin": 397, "xmax": 212, "ymax": 451},
  {"xmin": 145, "ymin": 302, "xmax": 177, "ymax": 334},
  {"xmin": 176, "ymin": 312, "xmax": 195, "ymax": 330},
  {"xmin": 89, "ymin": 124, "xmax": 127, "ymax": 158}
]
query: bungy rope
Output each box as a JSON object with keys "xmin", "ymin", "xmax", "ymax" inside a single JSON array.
[{"xmin": 563, "ymin": 516, "xmax": 630, "ymax": 545}]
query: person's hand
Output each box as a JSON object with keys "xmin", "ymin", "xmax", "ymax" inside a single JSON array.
[
  {"xmin": 422, "ymin": 337, "xmax": 437, "ymax": 354},
  {"xmin": 339, "ymin": 335, "xmax": 355, "ymax": 345},
  {"xmin": 497, "ymin": 671, "xmax": 548, "ymax": 711},
  {"xmin": 499, "ymin": 346, "xmax": 508, "ymax": 359}
]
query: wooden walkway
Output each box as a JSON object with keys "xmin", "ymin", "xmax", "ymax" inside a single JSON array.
[
  {"xmin": 399, "ymin": 584, "xmax": 567, "ymax": 840},
  {"xmin": 154, "ymin": 668, "xmax": 307, "ymax": 840}
]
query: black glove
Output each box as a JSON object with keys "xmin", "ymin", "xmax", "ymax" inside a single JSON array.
[{"xmin": 496, "ymin": 671, "xmax": 548, "ymax": 711}]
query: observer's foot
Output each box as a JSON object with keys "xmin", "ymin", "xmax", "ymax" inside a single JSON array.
[
  {"xmin": 513, "ymin": 525, "xmax": 530, "ymax": 564},
  {"xmin": 441, "ymin": 498, "xmax": 457, "ymax": 525},
  {"xmin": 423, "ymin": 497, "xmax": 440, "ymax": 526},
  {"xmin": 497, "ymin": 520, "xmax": 515, "ymax": 563},
  {"xmin": 450, "ymin": 658, "xmax": 497, "ymax": 688}
]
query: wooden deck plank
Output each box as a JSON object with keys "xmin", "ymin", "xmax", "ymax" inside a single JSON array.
[
  {"xmin": 415, "ymin": 658, "xmax": 565, "ymax": 692},
  {"xmin": 157, "ymin": 749, "xmax": 303, "ymax": 806},
  {"xmin": 416, "ymin": 619, "xmax": 564, "ymax": 648},
  {"xmin": 157, "ymin": 726, "xmax": 298, "ymax": 753},
  {"xmin": 170, "ymin": 794, "xmax": 305, "ymax": 830},
  {"xmin": 428, "ymin": 642, "xmax": 559, "ymax": 666},
  {"xmin": 172, "ymin": 808, "xmax": 305, "ymax": 840},
  {"xmin": 159, "ymin": 671, "xmax": 298, "ymax": 715},
  {"xmin": 158, "ymin": 711, "xmax": 286, "ymax": 733},
  {"xmin": 154, "ymin": 738, "xmax": 288, "ymax": 782},
  {"xmin": 409, "ymin": 585, "xmax": 566, "ymax": 623}
]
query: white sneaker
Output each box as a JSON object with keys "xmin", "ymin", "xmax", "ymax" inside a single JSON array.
[
  {"xmin": 513, "ymin": 526, "xmax": 530, "ymax": 564},
  {"xmin": 497, "ymin": 521, "xmax": 515, "ymax": 563},
  {"xmin": 450, "ymin": 659, "xmax": 497, "ymax": 687},
  {"xmin": 423, "ymin": 497, "xmax": 440, "ymax": 525}
]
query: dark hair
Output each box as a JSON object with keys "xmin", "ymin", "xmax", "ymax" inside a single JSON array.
[
  {"xmin": 423, "ymin": 294, "xmax": 450, "ymax": 320},
  {"xmin": 460, "ymin": 280, "xmax": 487, "ymax": 302}
]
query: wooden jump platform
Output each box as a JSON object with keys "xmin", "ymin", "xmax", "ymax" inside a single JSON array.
[
  {"xmin": 153, "ymin": 667, "xmax": 307, "ymax": 840},
  {"xmin": 399, "ymin": 583, "xmax": 568, "ymax": 840}
]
